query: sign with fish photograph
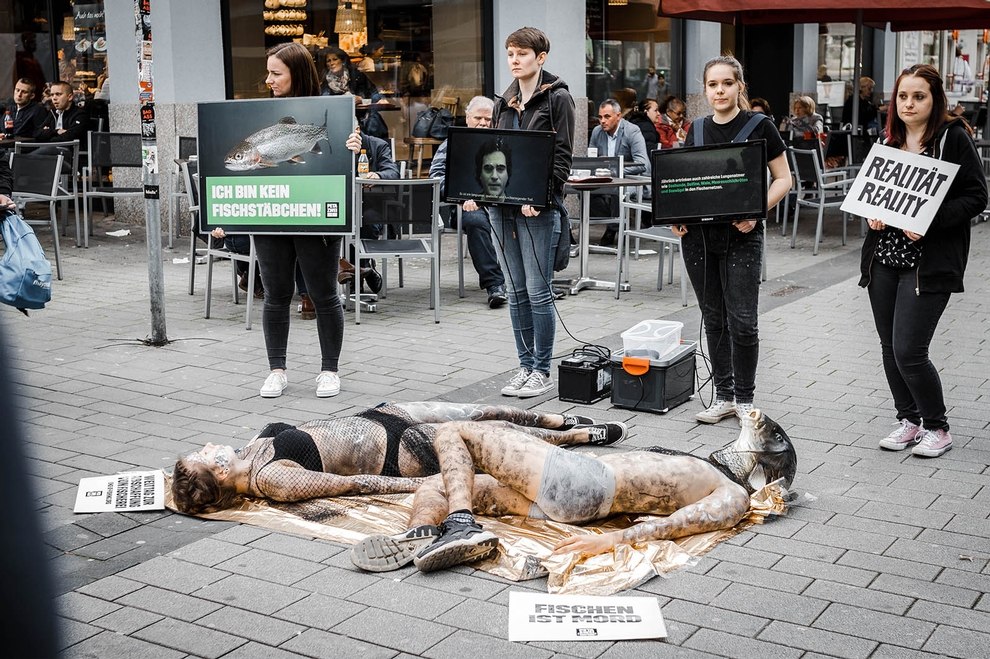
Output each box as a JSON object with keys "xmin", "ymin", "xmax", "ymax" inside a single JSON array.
[{"xmin": 197, "ymin": 95, "xmax": 354, "ymax": 234}]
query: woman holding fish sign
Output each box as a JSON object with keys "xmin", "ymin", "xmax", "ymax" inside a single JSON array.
[
  {"xmin": 251, "ymin": 42, "xmax": 345, "ymax": 399},
  {"xmin": 860, "ymin": 64, "xmax": 987, "ymax": 458}
]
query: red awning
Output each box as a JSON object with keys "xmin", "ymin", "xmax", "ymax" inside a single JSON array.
[{"xmin": 658, "ymin": 0, "xmax": 990, "ymax": 30}]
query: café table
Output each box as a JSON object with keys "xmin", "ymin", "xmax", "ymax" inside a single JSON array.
[{"xmin": 563, "ymin": 176, "xmax": 648, "ymax": 294}]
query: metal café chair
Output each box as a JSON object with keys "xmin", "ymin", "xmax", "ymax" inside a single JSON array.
[
  {"xmin": 168, "ymin": 135, "xmax": 197, "ymax": 248},
  {"xmin": 788, "ymin": 147, "xmax": 854, "ymax": 256},
  {"xmin": 82, "ymin": 132, "xmax": 144, "ymax": 248},
  {"xmin": 13, "ymin": 139, "xmax": 80, "ymax": 245},
  {"xmin": 8, "ymin": 151, "xmax": 65, "ymax": 279}
]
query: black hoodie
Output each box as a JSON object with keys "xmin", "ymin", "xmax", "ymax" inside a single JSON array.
[{"xmin": 492, "ymin": 69, "xmax": 575, "ymax": 203}]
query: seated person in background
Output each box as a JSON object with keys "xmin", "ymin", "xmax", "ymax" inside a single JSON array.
[
  {"xmin": 34, "ymin": 80, "xmax": 88, "ymax": 144},
  {"xmin": 779, "ymin": 95, "xmax": 824, "ymax": 138},
  {"xmin": 208, "ymin": 228, "xmax": 263, "ymax": 299},
  {"xmin": 655, "ymin": 95, "xmax": 691, "ymax": 149},
  {"xmin": 171, "ymin": 401, "xmax": 611, "ymax": 514},
  {"xmin": 589, "ymin": 98, "xmax": 650, "ymax": 246},
  {"xmin": 430, "ymin": 96, "xmax": 508, "ymax": 309},
  {"xmin": 0, "ymin": 78, "xmax": 46, "ymax": 141},
  {"xmin": 749, "ymin": 97, "xmax": 774, "ymax": 125},
  {"xmin": 842, "ymin": 76, "xmax": 879, "ymax": 133},
  {"xmin": 321, "ymin": 46, "xmax": 386, "ymax": 105},
  {"xmin": 625, "ymin": 98, "xmax": 660, "ymax": 154},
  {"xmin": 351, "ymin": 408, "xmax": 795, "ymax": 572},
  {"xmin": 337, "ymin": 126, "xmax": 400, "ymax": 294}
]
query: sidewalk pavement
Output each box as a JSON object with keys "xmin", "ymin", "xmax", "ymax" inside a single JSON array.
[{"xmin": 5, "ymin": 210, "xmax": 989, "ymax": 658}]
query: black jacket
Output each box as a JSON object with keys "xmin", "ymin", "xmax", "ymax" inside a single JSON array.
[
  {"xmin": 35, "ymin": 103, "xmax": 88, "ymax": 144},
  {"xmin": 357, "ymin": 134, "xmax": 399, "ymax": 179},
  {"xmin": 3, "ymin": 101, "xmax": 46, "ymax": 139},
  {"xmin": 859, "ymin": 120, "xmax": 988, "ymax": 293},
  {"xmin": 492, "ymin": 69, "xmax": 575, "ymax": 203},
  {"xmin": 0, "ymin": 159, "xmax": 12, "ymax": 196},
  {"xmin": 625, "ymin": 110, "xmax": 659, "ymax": 154}
]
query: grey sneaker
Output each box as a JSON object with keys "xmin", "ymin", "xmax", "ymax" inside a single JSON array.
[
  {"xmin": 735, "ymin": 402, "xmax": 755, "ymax": 420},
  {"xmin": 500, "ymin": 368, "xmax": 531, "ymax": 396},
  {"xmin": 413, "ymin": 514, "xmax": 499, "ymax": 573},
  {"xmin": 878, "ymin": 419, "xmax": 923, "ymax": 451},
  {"xmin": 350, "ymin": 525, "xmax": 440, "ymax": 572},
  {"xmin": 696, "ymin": 399, "xmax": 736, "ymax": 424},
  {"xmin": 515, "ymin": 371, "xmax": 554, "ymax": 398},
  {"xmin": 911, "ymin": 428, "xmax": 952, "ymax": 458}
]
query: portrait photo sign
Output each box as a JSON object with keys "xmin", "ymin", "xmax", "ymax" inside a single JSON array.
[
  {"xmin": 197, "ymin": 95, "xmax": 355, "ymax": 235},
  {"xmin": 443, "ymin": 127, "xmax": 555, "ymax": 208},
  {"xmin": 507, "ymin": 592, "xmax": 666, "ymax": 642},
  {"xmin": 840, "ymin": 142, "xmax": 959, "ymax": 236},
  {"xmin": 652, "ymin": 140, "xmax": 768, "ymax": 225}
]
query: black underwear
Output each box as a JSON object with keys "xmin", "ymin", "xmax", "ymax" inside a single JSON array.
[
  {"xmin": 267, "ymin": 428, "xmax": 324, "ymax": 472},
  {"xmin": 357, "ymin": 404, "xmax": 416, "ymax": 477},
  {"xmin": 645, "ymin": 445, "xmax": 749, "ymax": 491}
]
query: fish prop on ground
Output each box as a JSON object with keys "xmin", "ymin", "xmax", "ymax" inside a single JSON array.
[{"xmin": 225, "ymin": 116, "xmax": 328, "ymax": 171}]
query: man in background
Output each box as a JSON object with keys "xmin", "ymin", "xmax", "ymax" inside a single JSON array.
[
  {"xmin": 1, "ymin": 78, "xmax": 46, "ymax": 141},
  {"xmin": 35, "ymin": 80, "xmax": 88, "ymax": 144}
]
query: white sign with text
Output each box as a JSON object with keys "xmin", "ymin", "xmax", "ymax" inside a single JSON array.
[
  {"xmin": 507, "ymin": 591, "xmax": 666, "ymax": 642},
  {"xmin": 73, "ymin": 470, "xmax": 165, "ymax": 513},
  {"xmin": 840, "ymin": 143, "xmax": 959, "ymax": 235}
]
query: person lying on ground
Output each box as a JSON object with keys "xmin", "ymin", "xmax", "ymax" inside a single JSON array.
[
  {"xmin": 171, "ymin": 401, "xmax": 624, "ymax": 514},
  {"xmin": 351, "ymin": 408, "xmax": 795, "ymax": 572}
]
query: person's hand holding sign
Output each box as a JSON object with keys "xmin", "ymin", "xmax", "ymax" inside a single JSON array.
[
  {"xmin": 732, "ymin": 220, "xmax": 757, "ymax": 233},
  {"xmin": 670, "ymin": 224, "xmax": 688, "ymax": 237}
]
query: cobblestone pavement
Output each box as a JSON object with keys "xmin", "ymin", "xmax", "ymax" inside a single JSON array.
[{"xmin": 5, "ymin": 210, "xmax": 988, "ymax": 658}]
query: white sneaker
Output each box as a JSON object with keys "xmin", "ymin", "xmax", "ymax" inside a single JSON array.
[
  {"xmin": 260, "ymin": 371, "xmax": 288, "ymax": 398},
  {"xmin": 696, "ymin": 399, "xmax": 736, "ymax": 424},
  {"xmin": 735, "ymin": 402, "xmax": 755, "ymax": 420},
  {"xmin": 515, "ymin": 371, "xmax": 554, "ymax": 398},
  {"xmin": 315, "ymin": 371, "xmax": 341, "ymax": 398},
  {"xmin": 500, "ymin": 368, "xmax": 531, "ymax": 396}
]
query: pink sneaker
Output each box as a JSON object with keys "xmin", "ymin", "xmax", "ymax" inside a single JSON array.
[
  {"xmin": 878, "ymin": 419, "xmax": 923, "ymax": 451},
  {"xmin": 911, "ymin": 428, "xmax": 952, "ymax": 458}
]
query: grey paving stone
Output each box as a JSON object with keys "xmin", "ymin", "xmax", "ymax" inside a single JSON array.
[
  {"xmin": 923, "ymin": 625, "xmax": 990, "ymax": 658},
  {"xmin": 116, "ymin": 555, "xmax": 230, "ymax": 593},
  {"xmin": 704, "ymin": 542, "xmax": 783, "ymax": 570},
  {"xmin": 44, "ymin": 524, "xmax": 102, "ymax": 552},
  {"xmin": 405, "ymin": 567, "xmax": 509, "ymax": 601},
  {"xmin": 220, "ymin": 641, "xmax": 309, "ymax": 659},
  {"xmin": 332, "ymin": 606, "xmax": 456, "ymax": 655},
  {"xmin": 272, "ymin": 593, "xmax": 366, "ymax": 631},
  {"xmin": 196, "ymin": 606, "xmax": 306, "ymax": 646},
  {"xmin": 55, "ymin": 591, "xmax": 122, "ymax": 623},
  {"xmin": 774, "ymin": 555, "xmax": 877, "ymax": 587},
  {"xmin": 61, "ymin": 629, "xmax": 185, "ymax": 659},
  {"xmin": 837, "ymin": 550, "xmax": 942, "ymax": 581},
  {"xmin": 132, "ymin": 617, "xmax": 247, "ymax": 659},
  {"xmin": 872, "ymin": 573, "xmax": 980, "ymax": 608},
  {"xmin": 91, "ymin": 606, "xmax": 164, "ymax": 634},
  {"xmin": 351, "ymin": 577, "xmax": 465, "ymax": 620},
  {"xmin": 906, "ymin": 600, "xmax": 990, "ymax": 635},
  {"xmin": 280, "ymin": 627, "xmax": 403, "ymax": 658},
  {"xmin": 72, "ymin": 536, "xmax": 141, "ymax": 561},
  {"xmin": 246, "ymin": 532, "xmax": 341, "ymax": 562},
  {"xmin": 869, "ymin": 644, "xmax": 948, "ymax": 659},
  {"xmin": 742, "ymin": 534, "xmax": 845, "ymax": 563},
  {"xmin": 290, "ymin": 564, "xmax": 386, "ymax": 598},
  {"xmin": 853, "ymin": 501, "xmax": 953, "ymax": 530},
  {"xmin": 884, "ymin": 537, "xmax": 986, "ymax": 573},
  {"xmin": 435, "ymin": 598, "xmax": 507, "ymax": 639},
  {"xmin": 825, "ymin": 511, "xmax": 924, "ymax": 540},
  {"xmin": 423, "ymin": 629, "xmax": 552, "ymax": 659},
  {"xmin": 803, "ymin": 579, "xmax": 913, "ymax": 615},
  {"xmin": 757, "ymin": 620, "xmax": 877, "ymax": 659},
  {"xmin": 812, "ymin": 602, "xmax": 935, "ymax": 649},
  {"xmin": 72, "ymin": 511, "xmax": 142, "ymax": 537},
  {"xmin": 596, "ymin": 639, "xmax": 719, "ymax": 658},
  {"xmin": 789, "ymin": 522, "xmax": 895, "ymax": 555},
  {"xmin": 704, "ymin": 561, "xmax": 812, "ymax": 594},
  {"xmin": 712, "ymin": 582, "xmax": 828, "ymax": 626},
  {"xmin": 76, "ymin": 575, "xmax": 146, "ymax": 601},
  {"xmin": 636, "ymin": 571, "xmax": 730, "ymax": 605},
  {"xmin": 213, "ymin": 547, "xmax": 325, "ymax": 586},
  {"xmin": 194, "ymin": 524, "xmax": 270, "ymax": 547},
  {"xmin": 167, "ymin": 537, "xmax": 252, "ymax": 566},
  {"xmin": 194, "ymin": 574, "xmax": 308, "ymax": 616},
  {"xmin": 661, "ymin": 599, "xmax": 768, "ymax": 637},
  {"xmin": 683, "ymin": 628, "xmax": 802, "ymax": 659},
  {"xmin": 936, "ymin": 568, "xmax": 990, "ymax": 595},
  {"xmin": 57, "ymin": 617, "xmax": 103, "ymax": 651},
  {"xmin": 117, "ymin": 585, "xmax": 224, "ymax": 622}
]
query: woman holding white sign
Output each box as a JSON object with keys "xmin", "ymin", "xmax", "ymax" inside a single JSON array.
[
  {"xmin": 671, "ymin": 56, "xmax": 792, "ymax": 425},
  {"xmin": 860, "ymin": 64, "xmax": 987, "ymax": 458},
  {"xmin": 253, "ymin": 42, "xmax": 345, "ymax": 399}
]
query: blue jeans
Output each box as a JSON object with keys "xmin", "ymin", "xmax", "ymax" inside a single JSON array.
[
  {"xmin": 867, "ymin": 261, "xmax": 951, "ymax": 431},
  {"xmin": 681, "ymin": 223, "xmax": 763, "ymax": 404},
  {"xmin": 254, "ymin": 235, "xmax": 344, "ymax": 372},
  {"xmin": 451, "ymin": 208, "xmax": 503, "ymax": 290},
  {"xmin": 490, "ymin": 207, "xmax": 560, "ymax": 374}
]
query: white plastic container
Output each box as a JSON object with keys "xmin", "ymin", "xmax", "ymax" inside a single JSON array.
[{"xmin": 621, "ymin": 320, "xmax": 683, "ymax": 360}]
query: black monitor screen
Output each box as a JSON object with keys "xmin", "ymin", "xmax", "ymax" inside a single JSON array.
[{"xmin": 651, "ymin": 140, "xmax": 768, "ymax": 225}]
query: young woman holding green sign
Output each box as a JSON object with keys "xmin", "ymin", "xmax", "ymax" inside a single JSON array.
[
  {"xmin": 860, "ymin": 64, "xmax": 987, "ymax": 458},
  {"xmin": 253, "ymin": 42, "xmax": 345, "ymax": 399}
]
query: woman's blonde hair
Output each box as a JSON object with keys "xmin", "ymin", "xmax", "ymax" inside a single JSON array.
[{"xmin": 793, "ymin": 95, "xmax": 816, "ymax": 115}]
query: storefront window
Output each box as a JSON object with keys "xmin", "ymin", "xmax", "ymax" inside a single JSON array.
[
  {"xmin": 585, "ymin": 0, "xmax": 673, "ymax": 112},
  {"xmin": 224, "ymin": 0, "xmax": 486, "ymax": 161}
]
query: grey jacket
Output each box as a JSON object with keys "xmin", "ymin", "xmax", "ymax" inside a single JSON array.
[{"xmin": 588, "ymin": 118, "xmax": 650, "ymax": 176}]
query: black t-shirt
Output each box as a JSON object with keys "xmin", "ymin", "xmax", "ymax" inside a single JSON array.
[{"xmin": 685, "ymin": 110, "xmax": 787, "ymax": 162}]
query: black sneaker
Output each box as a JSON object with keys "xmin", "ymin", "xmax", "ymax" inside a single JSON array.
[
  {"xmin": 487, "ymin": 284, "xmax": 508, "ymax": 309},
  {"xmin": 349, "ymin": 525, "xmax": 439, "ymax": 572},
  {"xmin": 559, "ymin": 413, "xmax": 595, "ymax": 430},
  {"xmin": 574, "ymin": 421, "xmax": 627, "ymax": 445},
  {"xmin": 412, "ymin": 514, "xmax": 499, "ymax": 572}
]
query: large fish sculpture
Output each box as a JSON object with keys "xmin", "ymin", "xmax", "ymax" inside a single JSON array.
[{"xmin": 224, "ymin": 115, "xmax": 328, "ymax": 171}]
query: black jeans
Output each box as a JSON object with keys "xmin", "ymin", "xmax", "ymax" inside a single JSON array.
[
  {"xmin": 867, "ymin": 261, "xmax": 951, "ymax": 431},
  {"xmin": 681, "ymin": 223, "xmax": 763, "ymax": 404},
  {"xmin": 254, "ymin": 235, "xmax": 344, "ymax": 372}
]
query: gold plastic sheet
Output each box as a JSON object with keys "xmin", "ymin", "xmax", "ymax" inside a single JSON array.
[{"xmin": 165, "ymin": 478, "xmax": 786, "ymax": 595}]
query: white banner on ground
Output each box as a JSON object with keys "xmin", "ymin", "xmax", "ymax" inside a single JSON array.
[
  {"xmin": 73, "ymin": 470, "xmax": 165, "ymax": 513},
  {"xmin": 507, "ymin": 591, "xmax": 666, "ymax": 642},
  {"xmin": 840, "ymin": 143, "xmax": 959, "ymax": 236}
]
